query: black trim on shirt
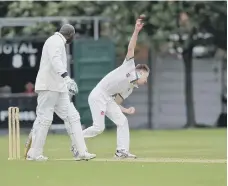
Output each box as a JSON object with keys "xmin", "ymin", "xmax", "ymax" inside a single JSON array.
[
  {"xmin": 125, "ymin": 56, "xmax": 134, "ymax": 61},
  {"xmin": 61, "ymin": 72, "xmax": 68, "ymax": 78},
  {"xmin": 112, "ymin": 93, "xmax": 117, "ymax": 98},
  {"xmin": 117, "ymin": 93, "xmax": 124, "ymax": 100},
  {"xmin": 112, "ymin": 93, "xmax": 124, "ymax": 101}
]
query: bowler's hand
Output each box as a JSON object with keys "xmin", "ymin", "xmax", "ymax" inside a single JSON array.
[
  {"xmin": 135, "ymin": 15, "xmax": 145, "ymax": 32},
  {"xmin": 125, "ymin": 107, "xmax": 136, "ymax": 115}
]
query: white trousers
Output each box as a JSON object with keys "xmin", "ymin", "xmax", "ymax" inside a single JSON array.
[
  {"xmin": 59, "ymin": 103, "xmax": 87, "ymax": 154},
  {"xmin": 83, "ymin": 89, "xmax": 130, "ymax": 151},
  {"xmin": 28, "ymin": 90, "xmax": 87, "ymax": 158}
]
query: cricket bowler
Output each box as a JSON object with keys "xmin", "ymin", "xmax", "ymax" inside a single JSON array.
[
  {"xmin": 81, "ymin": 17, "xmax": 150, "ymax": 158},
  {"xmin": 26, "ymin": 24, "xmax": 96, "ymax": 161}
]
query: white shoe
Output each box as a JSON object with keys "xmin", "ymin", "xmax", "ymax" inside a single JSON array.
[
  {"xmin": 114, "ymin": 150, "xmax": 137, "ymax": 159},
  {"xmin": 73, "ymin": 151, "xmax": 96, "ymax": 161},
  {"xmin": 26, "ymin": 155, "xmax": 48, "ymax": 161},
  {"xmin": 80, "ymin": 151, "xmax": 96, "ymax": 161},
  {"xmin": 71, "ymin": 146, "xmax": 95, "ymax": 161}
]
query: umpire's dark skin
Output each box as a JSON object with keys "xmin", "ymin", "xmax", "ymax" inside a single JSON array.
[{"xmin": 59, "ymin": 24, "xmax": 75, "ymax": 44}]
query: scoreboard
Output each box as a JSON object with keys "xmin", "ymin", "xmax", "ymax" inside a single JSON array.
[
  {"xmin": 0, "ymin": 40, "xmax": 43, "ymax": 70},
  {"xmin": 0, "ymin": 39, "xmax": 46, "ymax": 92}
]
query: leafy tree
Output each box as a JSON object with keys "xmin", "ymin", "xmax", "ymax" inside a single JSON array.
[{"xmin": 1, "ymin": 1, "xmax": 106, "ymax": 37}]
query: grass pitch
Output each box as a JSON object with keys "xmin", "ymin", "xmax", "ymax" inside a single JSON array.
[{"xmin": 0, "ymin": 129, "xmax": 226, "ymax": 186}]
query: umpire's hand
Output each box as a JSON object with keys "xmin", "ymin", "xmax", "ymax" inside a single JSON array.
[{"xmin": 64, "ymin": 76, "xmax": 79, "ymax": 95}]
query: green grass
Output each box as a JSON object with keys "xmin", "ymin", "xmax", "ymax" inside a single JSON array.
[{"xmin": 0, "ymin": 129, "xmax": 226, "ymax": 186}]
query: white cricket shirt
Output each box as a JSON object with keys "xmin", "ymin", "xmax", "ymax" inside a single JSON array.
[
  {"xmin": 35, "ymin": 32, "xmax": 68, "ymax": 92},
  {"xmin": 95, "ymin": 57, "xmax": 138, "ymax": 100}
]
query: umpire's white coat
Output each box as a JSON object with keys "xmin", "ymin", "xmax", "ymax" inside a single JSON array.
[
  {"xmin": 35, "ymin": 32, "xmax": 68, "ymax": 93},
  {"xmin": 28, "ymin": 32, "xmax": 86, "ymax": 158},
  {"xmin": 33, "ymin": 32, "xmax": 70, "ymax": 123}
]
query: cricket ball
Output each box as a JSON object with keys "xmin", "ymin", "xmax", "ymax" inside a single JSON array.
[{"xmin": 139, "ymin": 14, "xmax": 146, "ymax": 20}]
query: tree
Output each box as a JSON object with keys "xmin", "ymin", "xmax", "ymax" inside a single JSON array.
[
  {"xmin": 171, "ymin": 2, "xmax": 226, "ymax": 127},
  {"xmin": 1, "ymin": 1, "xmax": 106, "ymax": 37}
]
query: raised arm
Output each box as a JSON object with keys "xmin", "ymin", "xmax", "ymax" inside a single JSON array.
[{"xmin": 125, "ymin": 15, "xmax": 145, "ymax": 61}]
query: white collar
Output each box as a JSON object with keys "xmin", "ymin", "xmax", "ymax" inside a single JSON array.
[{"xmin": 54, "ymin": 32, "xmax": 67, "ymax": 44}]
